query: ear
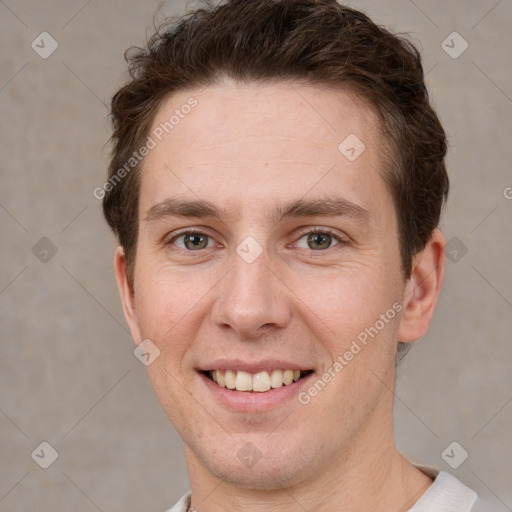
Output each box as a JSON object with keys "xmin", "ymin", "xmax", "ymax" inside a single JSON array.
[
  {"xmin": 398, "ymin": 229, "xmax": 446, "ymax": 343},
  {"xmin": 114, "ymin": 246, "xmax": 142, "ymax": 344}
]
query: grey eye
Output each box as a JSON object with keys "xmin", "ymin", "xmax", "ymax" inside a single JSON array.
[
  {"xmin": 295, "ymin": 232, "xmax": 340, "ymax": 250},
  {"xmin": 174, "ymin": 232, "xmax": 214, "ymax": 250}
]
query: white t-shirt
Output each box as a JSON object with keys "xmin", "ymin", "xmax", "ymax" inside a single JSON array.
[{"xmin": 166, "ymin": 464, "xmax": 487, "ymax": 511}]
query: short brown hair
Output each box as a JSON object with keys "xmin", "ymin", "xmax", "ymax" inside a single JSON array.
[{"xmin": 103, "ymin": 0, "xmax": 448, "ymax": 302}]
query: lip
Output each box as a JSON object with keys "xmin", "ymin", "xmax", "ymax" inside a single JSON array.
[{"xmin": 198, "ymin": 369, "xmax": 315, "ymax": 413}]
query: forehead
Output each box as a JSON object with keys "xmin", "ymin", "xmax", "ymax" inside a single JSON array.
[{"xmin": 139, "ymin": 79, "xmax": 391, "ymax": 222}]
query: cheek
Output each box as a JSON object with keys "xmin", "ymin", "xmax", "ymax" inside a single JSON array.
[
  {"xmin": 133, "ymin": 276, "xmax": 179, "ymax": 356},
  {"xmin": 300, "ymin": 269, "xmax": 393, "ymax": 331},
  {"xmin": 291, "ymin": 267, "xmax": 402, "ymax": 376},
  {"xmin": 133, "ymin": 264, "xmax": 214, "ymax": 365},
  {"xmin": 134, "ymin": 260, "xmax": 193, "ymax": 326}
]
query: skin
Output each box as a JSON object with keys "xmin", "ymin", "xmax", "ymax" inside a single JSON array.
[{"xmin": 114, "ymin": 79, "xmax": 446, "ymax": 511}]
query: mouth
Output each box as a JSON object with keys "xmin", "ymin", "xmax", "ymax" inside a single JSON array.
[{"xmin": 202, "ymin": 369, "xmax": 314, "ymax": 393}]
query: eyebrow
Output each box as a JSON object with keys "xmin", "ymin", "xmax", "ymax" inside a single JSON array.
[{"xmin": 145, "ymin": 196, "xmax": 371, "ymax": 225}]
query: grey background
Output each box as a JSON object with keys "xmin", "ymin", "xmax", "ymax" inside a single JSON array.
[{"xmin": 1, "ymin": 0, "xmax": 511, "ymax": 510}]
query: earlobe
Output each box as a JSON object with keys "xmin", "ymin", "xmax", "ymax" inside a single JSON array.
[
  {"xmin": 114, "ymin": 246, "xmax": 142, "ymax": 344},
  {"xmin": 397, "ymin": 229, "xmax": 446, "ymax": 343}
]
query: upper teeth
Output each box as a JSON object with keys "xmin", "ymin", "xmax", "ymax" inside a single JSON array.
[{"xmin": 210, "ymin": 369, "xmax": 302, "ymax": 392}]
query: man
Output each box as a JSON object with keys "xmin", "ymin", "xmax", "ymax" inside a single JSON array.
[{"xmin": 102, "ymin": 1, "xmax": 485, "ymax": 510}]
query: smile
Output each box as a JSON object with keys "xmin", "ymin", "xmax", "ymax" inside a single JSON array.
[{"xmin": 205, "ymin": 369, "xmax": 313, "ymax": 392}]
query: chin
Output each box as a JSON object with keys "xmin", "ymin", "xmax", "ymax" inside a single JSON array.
[{"xmin": 193, "ymin": 433, "xmax": 321, "ymax": 490}]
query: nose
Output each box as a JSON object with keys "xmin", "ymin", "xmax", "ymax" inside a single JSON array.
[{"xmin": 211, "ymin": 249, "xmax": 291, "ymax": 339}]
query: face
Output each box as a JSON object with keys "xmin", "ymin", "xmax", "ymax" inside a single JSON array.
[{"xmin": 115, "ymin": 79, "xmax": 439, "ymax": 490}]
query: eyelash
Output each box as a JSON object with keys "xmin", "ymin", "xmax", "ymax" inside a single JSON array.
[{"xmin": 166, "ymin": 227, "xmax": 347, "ymax": 252}]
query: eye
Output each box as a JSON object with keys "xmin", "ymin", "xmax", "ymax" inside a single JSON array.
[
  {"xmin": 295, "ymin": 229, "xmax": 342, "ymax": 251},
  {"xmin": 167, "ymin": 228, "xmax": 344, "ymax": 252},
  {"xmin": 171, "ymin": 230, "xmax": 216, "ymax": 250}
]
